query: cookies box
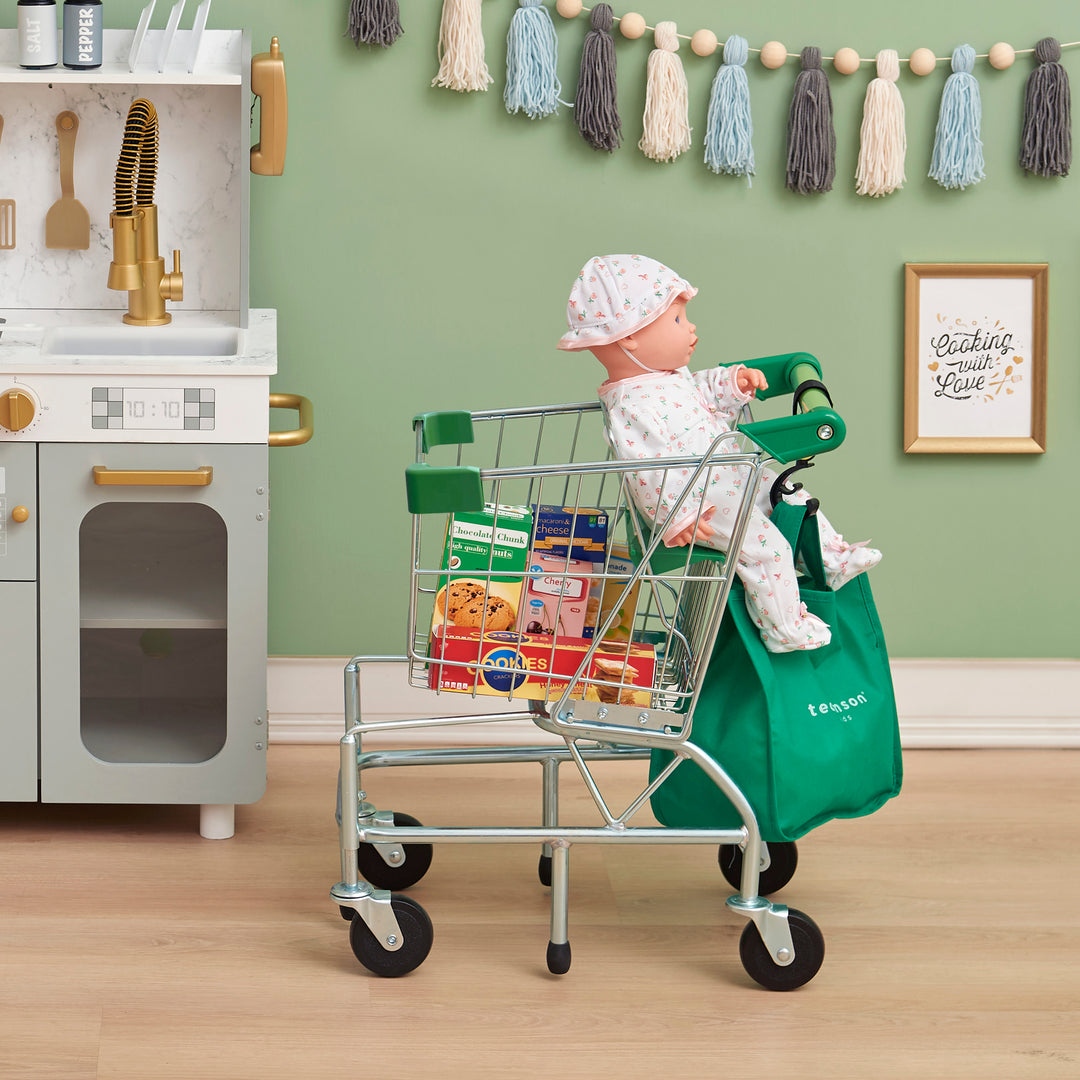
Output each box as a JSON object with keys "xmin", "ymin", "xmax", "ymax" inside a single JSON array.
[
  {"xmin": 531, "ymin": 504, "xmax": 608, "ymax": 563},
  {"xmin": 428, "ymin": 627, "xmax": 655, "ymax": 705},
  {"xmin": 521, "ymin": 555, "xmax": 595, "ymax": 639},
  {"xmin": 433, "ymin": 504, "xmax": 532, "ymax": 634}
]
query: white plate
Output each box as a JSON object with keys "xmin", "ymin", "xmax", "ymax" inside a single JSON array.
[
  {"xmin": 157, "ymin": 0, "xmax": 187, "ymax": 73},
  {"xmin": 128, "ymin": 0, "xmax": 157, "ymax": 72}
]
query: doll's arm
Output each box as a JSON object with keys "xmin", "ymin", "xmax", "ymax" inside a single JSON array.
[{"xmin": 695, "ymin": 363, "xmax": 766, "ymax": 422}]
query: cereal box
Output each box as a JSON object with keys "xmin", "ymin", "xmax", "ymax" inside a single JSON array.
[
  {"xmin": 428, "ymin": 627, "xmax": 656, "ymax": 705},
  {"xmin": 530, "ymin": 504, "xmax": 608, "ymax": 563},
  {"xmin": 432, "ymin": 505, "xmax": 532, "ymax": 635},
  {"xmin": 521, "ymin": 555, "xmax": 594, "ymax": 639}
]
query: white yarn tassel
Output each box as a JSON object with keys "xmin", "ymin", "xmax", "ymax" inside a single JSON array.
[
  {"xmin": 432, "ymin": 0, "xmax": 493, "ymax": 93},
  {"xmin": 638, "ymin": 22, "xmax": 691, "ymax": 162},
  {"xmin": 855, "ymin": 50, "xmax": 906, "ymax": 196}
]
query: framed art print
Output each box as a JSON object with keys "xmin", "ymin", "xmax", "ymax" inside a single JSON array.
[{"xmin": 904, "ymin": 263, "xmax": 1047, "ymax": 453}]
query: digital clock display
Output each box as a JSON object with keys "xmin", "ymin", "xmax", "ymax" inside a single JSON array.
[{"xmin": 91, "ymin": 387, "xmax": 216, "ymax": 431}]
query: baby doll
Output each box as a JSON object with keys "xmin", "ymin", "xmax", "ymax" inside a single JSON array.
[{"xmin": 558, "ymin": 254, "xmax": 880, "ymax": 653}]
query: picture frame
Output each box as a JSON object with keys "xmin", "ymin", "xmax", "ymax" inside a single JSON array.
[{"xmin": 903, "ymin": 263, "xmax": 1047, "ymax": 453}]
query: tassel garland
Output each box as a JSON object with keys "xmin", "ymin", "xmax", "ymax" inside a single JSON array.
[
  {"xmin": 703, "ymin": 35, "xmax": 755, "ymax": 182},
  {"xmin": 786, "ymin": 46, "xmax": 836, "ymax": 194},
  {"xmin": 575, "ymin": 4, "xmax": 621, "ymax": 151},
  {"xmin": 432, "ymin": 0, "xmax": 493, "ymax": 93},
  {"xmin": 639, "ymin": 22, "xmax": 692, "ymax": 162},
  {"xmin": 347, "ymin": 0, "xmax": 403, "ymax": 48},
  {"xmin": 855, "ymin": 50, "xmax": 907, "ymax": 197},
  {"xmin": 929, "ymin": 45, "xmax": 984, "ymax": 190},
  {"xmin": 505, "ymin": 0, "xmax": 561, "ymax": 118},
  {"xmin": 1020, "ymin": 37, "xmax": 1072, "ymax": 177}
]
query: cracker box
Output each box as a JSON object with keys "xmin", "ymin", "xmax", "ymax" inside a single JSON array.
[
  {"xmin": 589, "ymin": 542, "xmax": 640, "ymax": 643},
  {"xmin": 432, "ymin": 505, "xmax": 532, "ymax": 635},
  {"xmin": 521, "ymin": 555, "xmax": 595, "ymax": 639},
  {"xmin": 428, "ymin": 627, "xmax": 656, "ymax": 705},
  {"xmin": 531, "ymin": 504, "xmax": 608, "ymax": 563}
]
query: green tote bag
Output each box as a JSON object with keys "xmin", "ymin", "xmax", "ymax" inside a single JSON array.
[{"xmin": 649, "ymin": 500, "xmax": 902, "ymax": 842}]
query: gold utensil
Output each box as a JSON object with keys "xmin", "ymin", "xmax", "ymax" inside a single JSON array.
[
  {"xmin": 0, "ymin": 116, "xmax": 15, "ymax": 250},
  {"xmin": 45, "ymin": 110, "xmax": 90, "ymax": 250}
]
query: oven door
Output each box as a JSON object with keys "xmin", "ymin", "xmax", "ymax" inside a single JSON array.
[{"xmin": 38, "ymin": 442, "xmax": 269, "ymax": 806}]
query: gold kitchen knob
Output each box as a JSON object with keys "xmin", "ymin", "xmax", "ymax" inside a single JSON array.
[
  {"xmin": 0, "ymin": 389, "xmax": 35, "ymax": 431},
  {"xmin": 11, "ymin": 505, "xmax": 29, "ymax": 523}
]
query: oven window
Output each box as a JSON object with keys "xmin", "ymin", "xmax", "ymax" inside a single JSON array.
[{"xmin": 78, "ymin": 502, "xmax": 228, "ymax": 764}]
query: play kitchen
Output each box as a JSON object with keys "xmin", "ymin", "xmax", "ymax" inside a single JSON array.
[{"xmin": 0, "ymin": 20, "xmax": 309, "ymax": 838}]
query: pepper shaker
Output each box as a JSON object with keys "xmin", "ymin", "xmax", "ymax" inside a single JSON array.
[
  {"xmin": 17, "ymin": 0, "xmax": 59, "ymax": 69},
  {"xmin": 63, "ymin": 0, "xmax": 102, "ymax": 70}
]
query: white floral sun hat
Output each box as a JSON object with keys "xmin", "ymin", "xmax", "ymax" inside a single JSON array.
[{"xmin": 557, "ymin": 254, "xmax": 697, "ymax": 351}]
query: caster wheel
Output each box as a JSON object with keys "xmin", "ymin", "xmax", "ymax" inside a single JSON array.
[
  {"xmin": 719, "ymin": 841, "xmax": 798, "ymax": 896},
  {"xmin": 538, "ymin": 853, "xmax": 552, "ymax": 887},
  {"xmin": 739, "ymin": 908, "xmax": 824, "ymax": 991},
  {"xmin": 546, "ymin": 940, "xmax": 571, "ymax": 975},
  {"xmin": 349, "ymin": 895, "xmax": 434, "ymax": 978},
  {"xmin": 339, "ymin": 905, "xmax": 355, "ymax": 921},
  {"xmin": 357, "ymin": 812, "xmax": 433, "ymax": 890}
]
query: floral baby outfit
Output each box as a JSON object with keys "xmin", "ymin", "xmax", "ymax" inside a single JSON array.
[{"xmin": 598, "ymin": 364, "xmax": 881, "ymax": 653}]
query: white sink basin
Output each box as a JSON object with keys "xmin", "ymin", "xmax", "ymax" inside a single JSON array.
[{"xmin": 43, "ymin": 325, "xmax": 241, "ymax": 358}]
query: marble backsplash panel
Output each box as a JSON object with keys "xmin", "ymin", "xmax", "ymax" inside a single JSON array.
[{"xmin": 0, "ymin": 82, "xmax": 242, "ymax": 310}]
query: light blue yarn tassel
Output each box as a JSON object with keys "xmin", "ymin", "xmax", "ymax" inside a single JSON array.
[
  {"xmin": 929, "ymin": 44, "xmax": 985, "ymax": 189},
  {"xmin": 504, "ymin": 0, "xmax": 561, "ymax": 119},
  {"xmin": 704, "ymin": 35, "xmax": 755, "ymax": 182}
]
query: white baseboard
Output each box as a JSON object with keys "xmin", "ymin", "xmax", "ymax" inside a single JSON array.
[{"xmin": 266, "ymin": 656, "xmax": 1080, "ymax": 749}]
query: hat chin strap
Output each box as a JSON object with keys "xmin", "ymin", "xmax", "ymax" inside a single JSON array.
[{"xmin": 618, "ymin": 343, "xmax": 654, "ymax": 373}]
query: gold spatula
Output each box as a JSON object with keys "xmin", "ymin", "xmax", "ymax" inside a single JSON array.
[
  {"xmin": 45, "ymin": 110, "xmax": 90, "ymax": 250},
  {"xmin": 0, "ymin": 116, "xmax": 15, "ymax": 250}
]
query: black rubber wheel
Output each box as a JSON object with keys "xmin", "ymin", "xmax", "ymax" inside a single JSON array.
[
  {"xmin": 546, "ymin": 940, "xmax": 572, "ymax": 975},
  {"xmin": 738, "ymin": 908, "xmax": 824, "ymax": 991},
  {"xmin": 356, "ymin": 812, "xmax": 433, "ymax": 890},
  {"xmin": 349, "ymin": 895, "xmax": 434, "ymax": 978},
  {"xmin": 339, "ymin": 905, "xmax": 354, "ymax": 921},
  {"xmin": 719, "ymin": 841, "xmax": 798, "ymax": 896},
  {"xmin": 538, "ymin": 852, "xmax": 552, "ymax": 887}
]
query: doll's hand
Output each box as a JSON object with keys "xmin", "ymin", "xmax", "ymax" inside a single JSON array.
[
  {"xmin": 666, "ymin": 507, "xmax": 716, "ymax": 547},
  {"xmin": 736, "ymin": 367, "xmax": 769, "ymax": 396}
]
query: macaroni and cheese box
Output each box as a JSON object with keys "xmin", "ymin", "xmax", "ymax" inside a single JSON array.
[
  {"xmin": 428, "ymin": 628, "xmax": 655, "ymax": 705},
  {"xmin": 432, "ymin": 504, "xmax": 532, "ymax": 635},
  {"xmin": 531, "ymin": 504, "xmax": 608, "ymax": 563},
  {"xmin": 521, "ymin": 555, "xmax": 594, "ymax": 639}
]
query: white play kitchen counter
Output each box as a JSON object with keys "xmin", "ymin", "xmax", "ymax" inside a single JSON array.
[{"xmin": 0, "ymin": 27, "xmax": 309, "ymax": 838}]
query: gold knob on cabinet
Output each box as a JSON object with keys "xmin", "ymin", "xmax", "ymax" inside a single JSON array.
[
  {"xmin": 11, "ymin": 505, "xmax": 29, "ymax": 523},
  {"xmin": 0, "ymin": 389, "xmax": 35, "ymax": 432}
]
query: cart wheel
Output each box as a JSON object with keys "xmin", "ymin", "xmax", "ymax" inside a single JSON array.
[
  {"xmin": 356, "ymin": 812, "xmax": 433, "ymax": 890},
  {"xmin": 339, "ymin": 906, "xmax": 355, "ymax": 921},
  {"xmin": 546, "ymin": 940, "xmax": 571, "ymax": 975},
  {"xmin": 349, "ymin": 895, "xmax": 434, "ymax": 978},
  {"xmin": 538, "ymin": 853, "xmax": 552, "ymax": 887},
  {"xmin": 738, "ymin": 908, "xmax": 824, "ymax": 991},
  {"xmin": 719, "ymin": 841, "xmax": 798, "ymax": 896}
]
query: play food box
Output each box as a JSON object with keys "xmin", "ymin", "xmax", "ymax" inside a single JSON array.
[
  {"xmin": 531, "ymin": 504, "xmax": 608, "ymax": 563},
  {"xmin": 432, "ymin": 504, "xmax": 532, "ymax": 634},
  {"xmin": 521, "ymin": 554, "xmax": 595, "ymax": 639},
  {"xmin": 428, "ymin": 628, "xmax": 656, "ymax": 705},
  {"xmin": 590, "ymin": 542, "xmax": 640, "ymax": 642}
]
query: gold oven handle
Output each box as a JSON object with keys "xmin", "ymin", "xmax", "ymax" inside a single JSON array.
[
  {"xmin": 268, "ymin": 392, "xmax": 314, "ymax": 447},
  {"xmin": 92, "ymin": 466, "xmax": 213, "ymax": 486}
]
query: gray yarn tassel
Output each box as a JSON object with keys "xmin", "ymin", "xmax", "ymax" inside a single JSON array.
[
  {"xmin": 575, "ymin": 4, "xmax": 621, "ymax": 151},
  {"xmin": 348, "ymin": 0, "xmax": 404, "ymax": 48},
  {"xmin": 1020, "ymin": 37, "xmax": 1071, "ymax": 177},
  {"xmin": 786, "ymin": 47, "xmax": 836, "ymax": 194}
]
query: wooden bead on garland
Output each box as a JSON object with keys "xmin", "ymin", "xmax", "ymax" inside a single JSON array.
[
  {"xmin": 989, "ymin": 42, "xmax": 1016, "ymax": 70},
  {"xmin": 909, "ymin": 48, "xmax": 937, "ymax": 76},
  {"xmin": 555, "ymin": 0, "xmax": 582, "ymax": 17},
  {"xmin": 833, "ymin": 47, "xmax": 860, "ymax": 75},
  {"xmin": 691, "ymin": 29, "xmax": 718, "ymax": 57},
  {"xmin": 760, "ymin": 41, "xmax": 788, "ymax": 69},
  {"xmin": 620, "ymin": 12, "xmax": 647, "ymax": 39}
]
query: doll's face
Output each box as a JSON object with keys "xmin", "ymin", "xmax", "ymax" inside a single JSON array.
[{"xmin": 626, "ymin": 295, "xmax": 697, "ymax": 371}]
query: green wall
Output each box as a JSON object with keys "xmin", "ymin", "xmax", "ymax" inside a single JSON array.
[{"xmin": 7, "ymin": 1, "xmax": 1079, "ymax": 658}]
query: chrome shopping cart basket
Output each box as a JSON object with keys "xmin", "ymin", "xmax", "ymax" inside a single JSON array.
[{"xmin": 331, "ymin": 352, "xmax": 847, "ymax": 989}]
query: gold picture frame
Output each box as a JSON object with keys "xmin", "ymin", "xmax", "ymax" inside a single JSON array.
[{"xmin": 904, "ymin": 263, "xmax": 1047, "ymax": 453}]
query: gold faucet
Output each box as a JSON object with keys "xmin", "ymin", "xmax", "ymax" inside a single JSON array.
[{"xmin": 107, "ymin": 99, "xmax": 183, "ymax": 326}]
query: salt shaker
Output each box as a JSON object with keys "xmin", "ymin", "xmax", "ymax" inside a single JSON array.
[{"xmin": 17, "ymin": 0, "xmax": 59, "ymax": 69}]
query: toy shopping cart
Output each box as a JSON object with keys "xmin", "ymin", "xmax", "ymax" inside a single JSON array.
[{"xmin": 332, "ymin": 353, "xmax": 855, "ymax": 990}]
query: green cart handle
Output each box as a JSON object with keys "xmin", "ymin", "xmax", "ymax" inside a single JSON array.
[{"xmin": 735, "ymin": 351, "xmax": 846, "ymax": 463}]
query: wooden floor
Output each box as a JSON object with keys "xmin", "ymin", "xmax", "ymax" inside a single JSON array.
[{"xmin": 1, "ymin": 745, "xmax": 1078, "ymax": 1079}]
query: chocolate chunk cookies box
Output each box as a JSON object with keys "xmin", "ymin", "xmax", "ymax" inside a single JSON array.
[{"xmin": 432, "ymin": 505, "xmax": 532, "ymax": 635}]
